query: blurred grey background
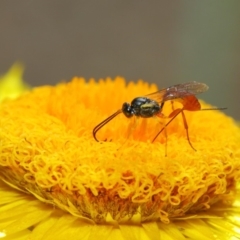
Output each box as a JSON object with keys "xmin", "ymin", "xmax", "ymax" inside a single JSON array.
[{"xmin": 0, "ymin": 1, "xmax": 239, "ymax": 119}]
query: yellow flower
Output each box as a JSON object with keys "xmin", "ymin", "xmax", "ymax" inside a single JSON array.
[{"xmin": 0, "ymin": 75, "xmax": 240, "ymax": 239}]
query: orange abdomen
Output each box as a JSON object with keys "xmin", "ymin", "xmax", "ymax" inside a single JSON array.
[{"xmin": 179, "ymin": 95, "xmax": 201, "ymax": 111}]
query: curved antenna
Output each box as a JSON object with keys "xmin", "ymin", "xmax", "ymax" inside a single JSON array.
[{"xmin": 93, "ymin": 109, "xmax": 122, "ymax": 142}]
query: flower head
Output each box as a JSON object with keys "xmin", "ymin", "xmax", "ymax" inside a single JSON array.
[{"xmin": 0, "ymin": 76, "xmax": 240, "ymax": 239}]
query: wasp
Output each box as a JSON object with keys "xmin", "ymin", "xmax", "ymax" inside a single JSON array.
[{"xmin": 92, "ymin": 81, "xmax": 225, "ymax": 151}]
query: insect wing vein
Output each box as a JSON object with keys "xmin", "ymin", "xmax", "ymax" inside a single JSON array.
[{"xmin": 145, "ymin": 81, "xmax": 208, "ymax": 103}]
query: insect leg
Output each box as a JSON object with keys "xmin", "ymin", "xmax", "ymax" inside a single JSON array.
[
  {"xmin": 162, "ymin": 117, "xmax": 168, "ymax": 157},
  {"xmin": 180, "ymin": 110, "xmax": 196, "ymax": 151},
  {"xmin": 153, "ymin": 115, "xmax": 168, "ymax": 156},
  {"xmin": 126, "ymin": 116, "xmax": 139, "ymax": 140},
  {"xmin": 152, "ymin": 108, "xmax": 182, "ymax": 143},
  {"xmin": 171, "ymin": 100, "xmax": 175, "ymax": 112}
]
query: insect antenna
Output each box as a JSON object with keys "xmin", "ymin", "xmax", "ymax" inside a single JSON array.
[{"xmin": 93, "ymin": 109, "xmax": 122, "ymax": 141}]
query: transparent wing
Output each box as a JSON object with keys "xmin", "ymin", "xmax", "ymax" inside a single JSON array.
[{"xmin": 145, "ymin": 81, "xmax": 209, "ymax": 103}]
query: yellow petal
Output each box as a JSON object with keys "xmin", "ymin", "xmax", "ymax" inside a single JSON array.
[{"xmin": 0, "ymin": 63, "xmax": 29, "ymax": 102}]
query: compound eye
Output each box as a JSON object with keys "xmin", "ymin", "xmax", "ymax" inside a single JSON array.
[{"xmin": 122, "ymin": 102, "xmax": 132, "ymax": 118}]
